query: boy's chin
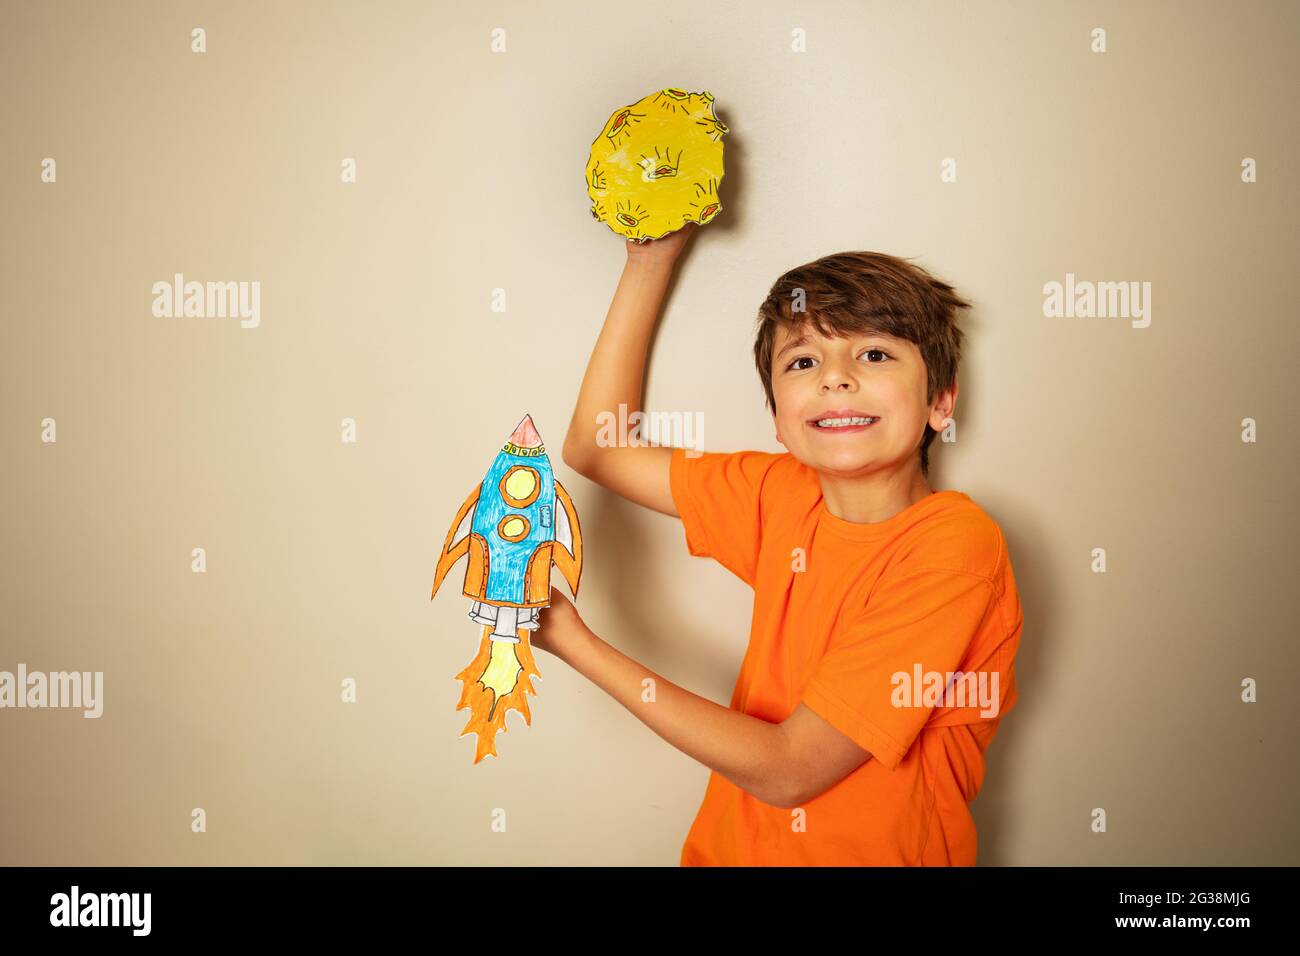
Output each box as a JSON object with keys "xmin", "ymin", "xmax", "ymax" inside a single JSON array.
[{"xmin": 791, "ymin": 445, "xmax": 880, "ymax": 477}]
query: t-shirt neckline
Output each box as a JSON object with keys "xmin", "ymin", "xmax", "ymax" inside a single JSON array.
[{"xmin": 817, "ymin": 490, "xmax": 967, "ymax": 541}]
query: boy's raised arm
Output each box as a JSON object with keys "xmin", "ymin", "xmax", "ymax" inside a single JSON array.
[{"xmin": 561, "ymin": 224, "xmax": 698, "ymax": 518}]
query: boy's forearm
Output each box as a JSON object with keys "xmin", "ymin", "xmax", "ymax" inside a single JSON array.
[
  {"xmin": 563, "ymin": 258, "xmax": 676, "ymax": 466},
  {"xmin": 558, "ymin": 625, "xmax": 794, "ymax": 809}
]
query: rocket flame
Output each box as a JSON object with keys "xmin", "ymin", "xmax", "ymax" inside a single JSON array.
[{"xmin": 455, "ymin": 625, "xmax": 543, "ymax": 763}]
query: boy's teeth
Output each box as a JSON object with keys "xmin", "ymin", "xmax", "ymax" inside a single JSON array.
[{"xmin": 816, "ymin": 417, "xmax": 877, "ymax": 427}]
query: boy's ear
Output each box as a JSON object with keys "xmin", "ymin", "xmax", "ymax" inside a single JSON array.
[
  {"xmin": 773, "ymin": 411, "xmax": 786, "ymax": 448},
  {"xmin": 929, "ymin": 378, "xmax": 958, "ymax": 430}
]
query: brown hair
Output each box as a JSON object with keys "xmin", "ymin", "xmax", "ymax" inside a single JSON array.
[{"xmin": 753, "ymin": 251, "xmax": 971, "ymax": 478}]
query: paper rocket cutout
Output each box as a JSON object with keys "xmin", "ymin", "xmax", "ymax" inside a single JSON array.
[
  {"xmin": 431, "ymin": 415, "xmax": 584, "ymax": 762},
  {"xmin": 586, "ymin": 87, "xmax": 727, "ymax": 243}
]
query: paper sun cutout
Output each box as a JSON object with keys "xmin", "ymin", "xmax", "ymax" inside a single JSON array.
[
  {"xmin": 586, "ymin": 87, "xmax": 727, "ymax": 243},
  {"xmin": 430, "ymin": 415, "xmax": 584, "ymax": 763}
]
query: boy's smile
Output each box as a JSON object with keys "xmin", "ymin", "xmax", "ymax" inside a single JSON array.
[
  {"xmin": 807, "ymin": 408, "xmax": 880, "ymax": 433},
  {"xmin": 769, "ymin": 323, "xmax": 957, "ymax": 522}
]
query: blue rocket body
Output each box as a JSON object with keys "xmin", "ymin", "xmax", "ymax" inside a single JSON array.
[{"xmin": 471, "ymin": 443, "xmax": 556, "ymax": 605}]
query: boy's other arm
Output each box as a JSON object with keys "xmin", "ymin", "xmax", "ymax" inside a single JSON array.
[
  {"xmin": 549, "ymin": 600, "xmax": 873, "ymax": 810},
  {"xmin": 562, "ymin": 226, "xmax": 698, "ymax": 518}
]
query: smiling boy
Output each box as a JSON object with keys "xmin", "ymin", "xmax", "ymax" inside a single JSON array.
[{"xmin": 543, "ymin": 224, "xmax": 1023, "ymax": 865}]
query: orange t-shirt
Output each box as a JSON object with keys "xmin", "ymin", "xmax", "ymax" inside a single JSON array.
[{"xmin": 668, "ymin": 446, "xmax": 1023, "ymax": 866}]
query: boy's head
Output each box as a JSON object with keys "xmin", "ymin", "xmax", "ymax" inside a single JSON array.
[{"xmin": 752, "ymin": 251, "xmax": 970, "ymax": 481}]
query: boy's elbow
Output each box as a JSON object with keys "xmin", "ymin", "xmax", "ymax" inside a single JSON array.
[
  {"xmin": 757, "ymin": 782, "xmax": 803, "ymax": 811},
  {"xmin": 771, "ymin": 755, "xmax": 865, "ymax": 809},
  {"xmin": 776, "ymin": 767, "xmax": 835, "ymax": 809},
  {"xmin": 772, "ymin": 778, "xmax": 806, "ymax": 811},
  {"xmin": 561, "ymin": 438, "xmax": 591, "ymax": 476}
]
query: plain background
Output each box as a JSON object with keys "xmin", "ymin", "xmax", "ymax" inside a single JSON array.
[{"xmin": 2, "ymin": 0, "xmax": 1297, "ymax": 865}]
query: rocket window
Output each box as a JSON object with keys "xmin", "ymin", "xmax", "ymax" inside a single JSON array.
[
  {"xmin": 500, "ymin": 465, "xmax": 541, "ymax": 508},
  {"xmin": 497, "ymin": 514, "xmax": 531, "ymax": 542}
]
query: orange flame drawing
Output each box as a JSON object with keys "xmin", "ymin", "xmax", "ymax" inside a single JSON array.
[{"xmin": 454, "ymin": 627, "xmax": 544, "ymax": 763}]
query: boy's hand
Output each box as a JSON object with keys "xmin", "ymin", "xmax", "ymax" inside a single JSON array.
[
  {"xmin": 532, "ymin": 587, "xmax": 593, "ymax": 663},
  {"xmin": 625, "ymin": 221, "xmax": 698, "ymax": 267}
]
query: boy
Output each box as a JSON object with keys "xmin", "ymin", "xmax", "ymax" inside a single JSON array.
[{"xmin": 536, "ymin": 223, "xmax": 1023, "ymax": 866}]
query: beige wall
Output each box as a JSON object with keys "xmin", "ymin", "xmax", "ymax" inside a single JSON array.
[{"xmin": 2, "ymin": 0, "xmax": 1297, "ymax": 865}]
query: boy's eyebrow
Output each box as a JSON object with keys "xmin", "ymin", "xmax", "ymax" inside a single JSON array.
[{"xmin": 775, "ymin": 332, "xmax": 813, "ymax": 362}]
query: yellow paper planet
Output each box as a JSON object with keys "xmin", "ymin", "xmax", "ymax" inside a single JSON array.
[{"xmin": 585, "ymin": 87, "xmax": 728, "ymax": 243}]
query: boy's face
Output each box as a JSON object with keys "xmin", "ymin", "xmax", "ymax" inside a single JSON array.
[{"xmin": 769, "ymin": 323, "xmax": 956, "ymax": 479}]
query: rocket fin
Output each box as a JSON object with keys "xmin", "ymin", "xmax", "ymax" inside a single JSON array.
[
  {"xmin": 552, "ymin": 479, "xmax": 583, "ymax": 599},
  {"xmin": 432, "ymin": 484, "xmax": 481, "ymax": 600}
]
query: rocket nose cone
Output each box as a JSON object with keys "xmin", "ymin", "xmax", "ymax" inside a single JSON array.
[{"xmin": 507, "ymin": 414, "xmax": 543, "ymax": 448}]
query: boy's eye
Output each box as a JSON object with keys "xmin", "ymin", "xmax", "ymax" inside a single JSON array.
[{"xmin": 785, "ymin": 348, "xmax": 890, "ymax": 372}]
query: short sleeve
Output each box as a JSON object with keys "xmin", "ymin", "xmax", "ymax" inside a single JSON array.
[
  {"xmin": 668, "ymin": 447, "xmax": 783, "ymax": 588},
  {"xmin": 802, "ymin": 568, "xmax": 999, "ymax": 770}
]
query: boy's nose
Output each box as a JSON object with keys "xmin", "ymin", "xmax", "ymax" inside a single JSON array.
[
  {"xmin": 820, "ymin": 368, "xmax": 857, "ymax": 391},
  {"xmin": 817, "ymin": 354, "xmax": 859, "ymax": 391}
]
